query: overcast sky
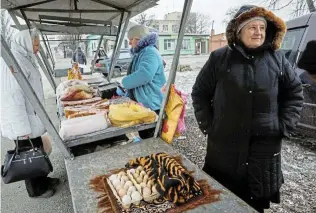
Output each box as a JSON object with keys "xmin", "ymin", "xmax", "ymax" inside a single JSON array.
[{"xmin": 140, "ymin": 0, "xmax": 293, "ymax": 34}]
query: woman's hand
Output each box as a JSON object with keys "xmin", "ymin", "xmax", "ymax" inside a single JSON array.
[{"xmin": 116, "ymin": 87, "xmax": 126, "ymax": 96}]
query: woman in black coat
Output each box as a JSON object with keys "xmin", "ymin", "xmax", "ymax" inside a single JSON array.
[{"xmin": 192, "ymin": 5, "xmax": 304, "ymax": 212}]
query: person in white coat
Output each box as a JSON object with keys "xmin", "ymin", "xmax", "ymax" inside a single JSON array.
[{"xmin": 0, "ymin": 29, "xmax": 59, "ymax": 198}]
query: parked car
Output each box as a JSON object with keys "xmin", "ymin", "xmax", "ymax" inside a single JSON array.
[
  {"xmin": 93, "ymin": 48, "xmax": 132, "ymax": 77},
  {"xmin": 280, "ymin": 12, "xmax": 316, "ymax": 84}
]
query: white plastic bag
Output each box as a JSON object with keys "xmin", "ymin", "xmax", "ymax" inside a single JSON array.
[{"xmin": 59, "ymin": 113, "xmax": 109, "ymax": 140}]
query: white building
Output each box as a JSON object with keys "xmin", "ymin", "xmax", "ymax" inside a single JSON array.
[{"xmin": 150, "ymin": 12, "xmax": 181, "ymax": 33}]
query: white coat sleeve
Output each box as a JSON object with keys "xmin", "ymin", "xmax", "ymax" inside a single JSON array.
[
  {"xmin": 10, "ymin": 84, "xmax": 32, "ymax": 137},
  {"xmin": 1, "ymin": 59, "xmax": 32, "ymax": 137}
]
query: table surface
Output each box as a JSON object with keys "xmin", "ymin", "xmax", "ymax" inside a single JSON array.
[{"xmin": 65, "ymin": 138, "xmax": 257, "ymax": 213}]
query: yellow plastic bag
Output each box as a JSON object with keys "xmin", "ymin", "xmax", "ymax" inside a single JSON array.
[
  {"xmin": 161, "ymin": 85, "xmax": 184, "ymax": 143},
  {"xmin": 109, "ymin": 102, "xmax": 157, "ymax": 128},
  {"xmin": 68, "ymin": 63, "xmax": 82, "ymax": 80}
]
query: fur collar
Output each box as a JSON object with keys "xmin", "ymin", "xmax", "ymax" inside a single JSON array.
[
  {"xmin": 226, "ymin": 6, "xmax": 286, "ymax": 50},
  {"xmin": 130, "ymin": 33, "xmax": 158, "ymax": 55}
]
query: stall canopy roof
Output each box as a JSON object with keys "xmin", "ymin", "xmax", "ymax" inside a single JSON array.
[{"xmin": 2, "ymin": 0, "xmax": 159, "ymax": 35}]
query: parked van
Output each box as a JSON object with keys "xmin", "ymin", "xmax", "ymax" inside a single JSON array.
[{"xmin": 280, "ymin": 12, "xmax": 316, "ymax": 83}]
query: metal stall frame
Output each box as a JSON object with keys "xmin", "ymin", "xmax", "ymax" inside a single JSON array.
[
  {"xmin": 90, "ymin": 35, "xmax": 104, "ymax": 74},
  {"xmin": 40, "ymin": 31, "xmax": 56, "ymax": 69},
  {"xmin": 108, "ymin": 11, "xmax": 132, "ymax": 81},
  {"xmin": 154, "ymin": 0, "xmax": 194, "ymax": 137},
  {"xmin": 1, "ymin": 36, "xmax": 73, "ymax": 159},
  {"xmin": 2, "ymin": 0, "xmax": 160, "ymax": 159}
]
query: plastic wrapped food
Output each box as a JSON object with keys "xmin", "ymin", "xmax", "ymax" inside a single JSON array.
[
  {"xmin": 109, "ymin": 103, "xmax": 157, "ymax": 127},
  {"xmin": 61, "ymin": 97, "xmax": 102, "ymax": 107},
  {"xmin": 59, "ymin": 113, "xmax": 109, "ymax": 139},
  {"xmin": 56, "ymin": 79, "xmax": 88, "ymax": 99},
  {"xmin": 60, "ymin": 85, "xmax": 95, "ymax": 101},
  {"xmin": 68, "ymin": 63, "xmax": 82, "ymax": 80}
]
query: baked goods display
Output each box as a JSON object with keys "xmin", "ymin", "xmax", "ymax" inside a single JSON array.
[
  {"xmin": 125, "ymin": 152, "xmax": 203, "ymax": 204},
  {"xmin": 56, "ymin": 77, "xmax": 157, "ymax": 139},
  {"xmin": 126, "ymin": 166, "xmax": 160, "ymax": 202},
  {"xmin": 104, "ymin": 153, "xmax": 203, "ymax": 210}
]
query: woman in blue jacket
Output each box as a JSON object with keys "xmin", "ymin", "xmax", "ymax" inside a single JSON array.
[{"xmin": 121, "ymin": 25, "xmax": 166, "ymax": 114}]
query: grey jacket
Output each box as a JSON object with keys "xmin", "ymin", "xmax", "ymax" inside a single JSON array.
[{"xmin": 72, "ymin": 49, "xmax": 87, "ymax": 65}]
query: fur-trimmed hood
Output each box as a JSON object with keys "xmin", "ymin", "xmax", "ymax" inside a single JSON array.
[
  {"xmin": 130, "ymin": 32, "xmax": 158, "ymax": 55},
  {"xmin": 226, "ymin": 5, "xmax": 286, "ymax": 50}
]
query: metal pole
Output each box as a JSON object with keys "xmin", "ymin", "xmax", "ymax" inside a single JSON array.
[
  {"xmin": 154, "ymin": 0, "xmax": 194, "ymax": 137},
  {"xmin": 39, "ymin": 32, "xmax": 55, "ymax": 70},
  {"xmin": 210, "ymin": 20, "xmax": 214, "ymax": 52},
  {"xmin": 90, "ymin": 35, "xmax": 104, "ymax": 74},
  {"xmin": 38, "ymin": 45, "xmax": 57, "ymax": 89},
  {"xmin": 108, "ymin": 12, "xmax": 132, "ymax": 82},
  {"xmin": 9, "ymin": 11, "xmax": 23, "ymax": 30},
  {"xmin": 107, "ymin": 12, "xmax": 125, "ymax": 82},
  {"xmin": 1, "ymin": 36, "xmax": 72, "ymax": 159},
  {"xmin": 20, "ymin": 10, "xmax": 31, "ymax": 29},
  {"xmin": 43, "ymin": 33, "xmax": 55, "ymax": 69},
  {"xmin": 36, "ymin": 53, "xmax": 57, "ymax": 91}
]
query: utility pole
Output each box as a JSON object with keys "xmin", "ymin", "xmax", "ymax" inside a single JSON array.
[{"xmin": 209, "ymin": 20, "xmax": 214, "ymax": 52}]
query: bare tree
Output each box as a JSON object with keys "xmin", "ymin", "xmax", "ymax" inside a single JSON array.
[
  {"xmin": 222, "ymin": 7, "xmax": 240, "ymax": 25},
  {"xmin": 264, "ymin": 0, "xmax": 315, "ymax": 17},
  {"xmin": 185, "ymin": 12, "xmax": 211, "ymax": 34},
  {"xmin": 0, "ymin": 9, "xmax": 15, "ymax": 47},
  {"xmin": 134, "ymin": 13, "xmax": 155, "ymax": 27},
  {"xmin": 59, "ymin": 34, "xmax": 82, "ymax": 51},
  {"xmin": 196, "ymin": 13, "xmax": 211, "ymax": 34},
  {"xmin": 185, "ymin": 13, "xmax": 197, "ymax": 33},
  {"xmin": 58, "ymin": 34, "xmax": 82, "ymax": 58}
]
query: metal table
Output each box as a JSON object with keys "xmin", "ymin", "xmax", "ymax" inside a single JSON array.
[
  {"xmin": 65, "ymin": 138, "xmax": 256, "ymax": 213},
  {"xmin": 56, "ymin": 76, "xmax": 157, "ymax": 148}
]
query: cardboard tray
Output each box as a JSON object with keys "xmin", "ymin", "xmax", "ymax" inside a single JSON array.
[
  {"xmin": 107, "ymin": 173, "xmax": 143, "ymax": 209},
  {"xmin": 126, "ymin": 170, "xmax": 160, "ymax": 202}
]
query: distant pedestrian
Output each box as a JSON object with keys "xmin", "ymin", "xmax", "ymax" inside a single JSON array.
[
  {"xmin": 72, "ymin": 47, "xmax": 87, "ymax": 74},
  {"xmin": 192, "ymin": 5, "xmax": 303, "ymax": 212}
]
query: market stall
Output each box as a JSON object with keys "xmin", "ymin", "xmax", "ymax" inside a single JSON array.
[
  {"xmin": 65, "ymin": 139, "xmax": 256, "ymax": 213},
  {"xmin": 55, "ymin": 68, "xmax": 158, "ymax": 147},
  {"xmin": 1, "ymin": 0, "xmax": 161, "ymax": 158}
]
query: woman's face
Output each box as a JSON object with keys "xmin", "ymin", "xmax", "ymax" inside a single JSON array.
[
  {"xmin": 129, "ymin": 37, "xmax": 140, "ymax": 48},
  {"xmin": 239, "ymin": 20, "xmax": 266, "ymax": 49},
  {"xmin": 32, "ymin": 37, "xmax": 40, "ymax": 54}
]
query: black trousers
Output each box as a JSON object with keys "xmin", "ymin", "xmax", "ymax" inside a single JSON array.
[{"xmin": 14, "ymin": 137, "xmax": 52, "ymax": 197}]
